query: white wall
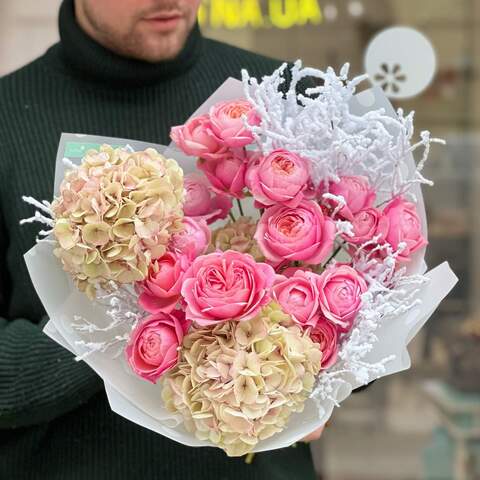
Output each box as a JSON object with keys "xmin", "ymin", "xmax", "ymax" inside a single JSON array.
[{"xmin": 0, "ymin": 0, "xmax": 61, "ymax": 76}]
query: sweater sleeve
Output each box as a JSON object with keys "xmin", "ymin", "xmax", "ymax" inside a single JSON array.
[{"xmin": 0, "ymin": 206, "xmax": 102, "ymax": 429}]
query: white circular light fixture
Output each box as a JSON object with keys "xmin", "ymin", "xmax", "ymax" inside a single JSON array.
[
  {"xmin": 348, "ymin": 1, "xmax": 365, "ymax": 17},
  {"xmin": 364, "ymin": 26, "xmax": 436, "ymax": 100},
  {"xmin": 324, "ymin": 4, "xmax": 338, "ymax": 22}
]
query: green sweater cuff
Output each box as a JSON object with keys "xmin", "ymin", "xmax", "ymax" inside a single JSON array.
[{"xmin": 0, "ymin": 317, "xmax": 102, "ymax": 429}]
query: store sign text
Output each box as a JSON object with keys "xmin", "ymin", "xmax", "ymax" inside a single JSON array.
[{"xmin": 198, "ymin": 0, "xmax": 323, "ymax": 30}]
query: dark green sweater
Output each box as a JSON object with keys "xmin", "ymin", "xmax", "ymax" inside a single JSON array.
[{"xmin": 0, "ymin": 1, "xmax": 317, "ymax": 479}]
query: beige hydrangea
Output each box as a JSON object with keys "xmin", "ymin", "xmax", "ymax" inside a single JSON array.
[
  {"xmin": 162, "ymin": 302, "xmax": 322, "ymax": 457},
  {"xmin": 208, "ymin": 216, "xmax": 264, "ymax": 262},
  {"xmin": 51, "ymin": 145, "xmax": 184, "ymax": 298}
]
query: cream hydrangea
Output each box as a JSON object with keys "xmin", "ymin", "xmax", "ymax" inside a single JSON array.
[
  {"xmin": 208, "ymin": 216, "xmax": 264, "ymax": 262},
  {"xmin": 162, "ymin": 302, "xmax": 322, "ymax": 457},
  {"xmin": 51, "ymin": 145, "xmax": 184, "ymax": 297}
]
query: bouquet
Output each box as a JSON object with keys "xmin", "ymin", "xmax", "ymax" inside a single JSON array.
[{"xmin": 23, "ymin": 62, "xmax": 457, "ymax": 457}]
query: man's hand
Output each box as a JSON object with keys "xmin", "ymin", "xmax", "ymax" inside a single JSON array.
[{"xmin": 301, "ymin": 424, "xmax": 326, "ymax": 443}]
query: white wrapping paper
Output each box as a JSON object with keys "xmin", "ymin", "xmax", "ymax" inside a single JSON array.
[{"xmin": 25, "ymin": 80, "xmax": 458, "ymax": 452}]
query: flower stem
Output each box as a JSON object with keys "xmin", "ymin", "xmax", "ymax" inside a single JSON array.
[
  {"xmin": 323, "ymin": 243, "xmax": 344, "ymax": 267},
  {"xmin": 229, "ymin": 211, "xmax": 236, "ymax": 222},
  {"xmin": 245, "ymin": 453, "xmax": 255, "ymax": 464},
  {"xmin": 236, "ymin": 198, "xmax": 244, "ymax": 217}
]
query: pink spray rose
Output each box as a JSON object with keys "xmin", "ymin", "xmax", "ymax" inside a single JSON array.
[
  {"xmin": 125, "ymin": 310, "xmax": 190, "ymax": 383},
  {"xmin": 317, "ymin": 264, "xmax": 368, "ymax": 332},
  {"xmin": 310, "ymin": 318, "xmax": 338, "ymax": 369},
  {"xmin": 272, "ymin": 270, "xmax": 323, "ymax": 328},
  {"xmin": 246, "ymin": 149, "xmax": 310, "ymax": 208},
  {"xmin": 181, "ymin": 250, "xmax": 275, "ymax": 326},
  {"xmin": 342, "ymin": 207, "xmax": 389, "ymax": 245},
  {"xmin": 322, "ymin": 176, "xmax": 376, "ymax": 221},
  {"xmin": 138, "ymin": 252, "xmax": 190, "ymax": 314},
  {"xmin": 170, "ymin": 114, "xmax": 228, "ymax": 160},
  {"xmin": 170, "ymin": 217, "xmax": 211, "ymax": 259},
  {"xmin": 198, "ymin": 151, "xmax": 247, "ymax": 199},
  {"xmin": 209, "ymin": 100, "xmax": 260, "ymax": 148},
  {"xmin": 183, "ymin": 173, "xmax": 232, "ymax": 224},
  {"xmin": 383, "ymin": 197, "xmax": 427, "ymax": 262},
  {"xmin": 255, "ymin": 199, "xmax": 335, "ymax": 265}
]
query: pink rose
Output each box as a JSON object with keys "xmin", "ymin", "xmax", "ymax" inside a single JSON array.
[
  {"xmin": 246, "ymin": 149, "xmax": 310, "ymax": 208},
  {"xmin": 170, "ymin": 217, "xmax": 211, "ymax": 259},
  {"xmin": 138, "ymin": 252, "xmax": 190, "ymax": 314},
  {"xmin": 170, "ymin": 114, "xmax": 228, "ymax": 160},
  {"xmin": 125, "ymin": 310, "xmax": 190, "ymax": 383},
  {"xmin": 255, "ymin": 200, "xmax": 335, "ymax": 265},
  {"xmin": 272, "ymin": 270, "xmax": 323, "ymax": 328},
  {"xmin": 383, "ymin": 197, "xmax": 427, "ymax": 262},
  {"xmin": 322, "ymin": 176, "xmax": 376, "ymax": 221},
  {"xmin": 209, "ymin": 100, "xmax": 259, "ymax": 148},
  {"xmin": 183, "ymin": 173, "xmax": 232, "ymax": 224},
  {"xmin": 342, "ymin": 207, "xmax": 389, "ymax": 245},
  {"xmin": 198, "ymin": 151, "xmax": 247, "ymax": 199},
  {"xmin": 317, "ymin": 264, "xmax": 367, "ymax": 332},
  {"xmin": 181, "ymin": 250, "xmax": 275, "ymax": 326},
  {"xmin": 310, "ymin": 318, "xmax": 338, "ymax": 369}
]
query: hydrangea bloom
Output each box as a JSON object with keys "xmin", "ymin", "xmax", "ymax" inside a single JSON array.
[
  {"xmin": 162, "ymin": 302, "xmax": 322, "ymax": 456},
  {"xmin": 51, "ymin": 145, "xmax": 184, "ymax": 297}
]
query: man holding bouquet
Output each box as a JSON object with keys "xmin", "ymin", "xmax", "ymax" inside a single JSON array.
[{"xmin": 0, "ymin": 0, "xmax": 323, "ymax": 478}]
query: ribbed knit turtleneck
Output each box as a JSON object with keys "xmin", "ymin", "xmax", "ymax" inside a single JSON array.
[
  {"xmin": 0, "ymin": 3, "xmax": 317, "ymax": 479},
  {"xmin": 50, "ymin": 0, "xmax": 203, "ymax": 87}
]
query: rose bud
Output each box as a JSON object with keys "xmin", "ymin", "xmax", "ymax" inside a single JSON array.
[
  {"xmin": 310, "ymin": 318, "xmax": 339, "ymax": 369},
  {"xmin": 342, "ymin": 207, "xmax": 389, "ymax": 245},
  {"xmin": 125, "ymin": 310, "xmax": 190, "ymax": 383},
  {"xmin": 322, "ymin": 176, "xmax": 376, "ymax": 221},
  {"xmin": 272, "ymin": 270, "xmax": 323, "ymax": 328},
  {"xmin": 138, "ymin": 252, "xmax": 190, "ymax": 314},
  {"xmin": 246, "ymin": 149, "xmax": 310, "ymax": 208},
  {"xmin": 383, "ymin": 197, "xmax": 427, "ymax": 262},
  {"xmin": 255, "ymin": 199, "xmax": 335, "ymax": 265},
  {"xmin": 198, "ymin": 151, "xmax": 247, "ymax": 199},
  {"xmin": 209, "ymin": 100, "xmax": 260, "ymax": 148},
  {"xmin": 170, "ymin": 217, "xmax": 211, "ymax": 259},
  {"xmin": 170, "ymin": 114, "xmax": 228, "ymax": 160},
  {"xmin": 317, "ymin": 264, "xmax": 367, "ymax": 333},
  {"xmin": 183, "ymin": 173, "xmax": 232, "ymax": 224}
]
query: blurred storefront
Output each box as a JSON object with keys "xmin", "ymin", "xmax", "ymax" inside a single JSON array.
[{"xmin": 1, "ymin": 1, "xmax": 479, "ymax": 479}]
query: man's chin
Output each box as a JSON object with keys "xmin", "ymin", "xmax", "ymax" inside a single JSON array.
[{"xmin": 132, "ymin": 34, "xmax": 188, "ymax": 63}]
